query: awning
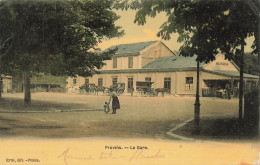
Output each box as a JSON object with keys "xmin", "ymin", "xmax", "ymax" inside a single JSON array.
[{"xmin": 202, "ymin": 69, "xmax": 259, "ymax": 80}]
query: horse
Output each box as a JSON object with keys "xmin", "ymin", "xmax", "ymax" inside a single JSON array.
[
  {"xmin": 94, "ymin": 86, "xmax": 107, "ymax": 95},
  {"xmin": 155, "ymin": 88, "xmax": 170, "ymax": 97}
]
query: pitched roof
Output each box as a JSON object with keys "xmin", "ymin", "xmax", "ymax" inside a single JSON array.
[
  {"xmin": 143, "ymin": 56, "xmax": 258, "ymax": 79},
  {"xmin": 102, "ymin": 41, "xmax": 158, "ymax": 54},
  {"xmin": 143, "ymin": 55, "xmax": 206, "ymax": 69}
]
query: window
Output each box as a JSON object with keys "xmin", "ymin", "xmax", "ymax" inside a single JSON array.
[
  {"xmin": 252, "ymin": 82, "xmax": 257, "ymax": 90},
  {"xmin": 113, "ymin": 57, "xmax": 117, "ymax": 68},
  {"xmin": 98, "ymin": 78, "xmax": 103, "ymax": 87},
  {"xmin": 145, "ymin": 77, "xmax": 152, "ymax": 87},
  {"xmin": 128, "ymin": 56, "xmax": 133, "ymax": 68},
  {"xmin": 186, "ymin": 77, "xmax": 193, "ymax": 90},
  {"xmin": 145, "ymin": 77, "xmax": 151, "ymax": 82},
  {"xmin": 128, "ymin": 78, "xmax": 134, "ymax": 91},
  {"xmin": 85, "ymin": 78, "xmax": 89, "ymax": 85},
  {"xmin": 164, "ymin": 77, "xmax": 171, "ymax": 90},
  {"xmin": 154, "ymin": 50, "xmax": 158, "ymax": 59},
  {"xmin": 73, "ymin": 78, "xmax": 77, "ymax": 85},
  {"xmin": 112, "ymin": 77, "xmax": 118, "ymax": 86}
]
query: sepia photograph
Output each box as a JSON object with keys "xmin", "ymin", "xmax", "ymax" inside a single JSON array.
[{"xmin": 0, "ymin": 0, "xmax": 260, "ymax": 164}]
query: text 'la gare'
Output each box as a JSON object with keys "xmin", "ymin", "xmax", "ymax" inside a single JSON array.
[{"xmin": 105, "ymin": 145, "xmax": 149, "ymax": 150}]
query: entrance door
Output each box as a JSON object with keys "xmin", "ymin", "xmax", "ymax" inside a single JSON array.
[
  {"xmin": 128, "ymin": 78, "xmax": 134, "ymax": 92},
  {"xmin": 164, "ymin": 77, "xmax": 171, "ymax": 93},
  {"xmin": 112, "ymin": 77, "xmax": 118, "ymax": 87}
]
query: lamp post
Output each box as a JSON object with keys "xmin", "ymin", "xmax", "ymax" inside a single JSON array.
[
  {"xmin": 193, "ymin": 60, "xmax": 200, "ymax": 134},
  {"xmin": 239, "ymin": 42, "xmax": 244, "ymax": 120}
]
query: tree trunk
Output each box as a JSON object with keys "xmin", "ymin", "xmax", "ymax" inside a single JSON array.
[
  {"xmin": 247, "ymin": 0, "xmax": 260, "ymax": 137},
  {"xmin": 0, "ymin": 77, "xmax": 2, "ymax": 98},
  {"xmin": 193, "ymin": 61, "xmax": 200, "ymax": 134},
  {"xmin": 257, "ymin": 16, "xmax": 260, "ymax": 136},
  {"xmin": 239, "ymin": 43, "xmax": 244, "ymax": 120},
  {"xmin": 24, "ymin": 71, "xmax": 31, "ymax": 106}
]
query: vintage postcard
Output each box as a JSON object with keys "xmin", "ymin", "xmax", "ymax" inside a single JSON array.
[{"xmin": 0, "ymin": 0, "xmax": 259, "ymax": 165}]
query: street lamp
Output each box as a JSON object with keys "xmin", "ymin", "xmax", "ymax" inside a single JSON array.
[{"xmin": 193, "ymin": 60, "xmax": 200, "ymax": 134}]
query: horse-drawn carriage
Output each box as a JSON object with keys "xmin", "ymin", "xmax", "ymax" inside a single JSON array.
[
  {"xmin": 136, "ymin": 81, "xmax": 170, "ymax": 97},
  {"xmin": 79, "ymin": 82, "xmax": 125, "ymax": 95},
  {"xmin": 155, "ymin": 88, "xmax": 170, "ymax": 97},
  {"xmin": 79, "ymin": 83, "xmax": 96, "ymax": 94},
  {"xmin": 108, "ymin": 83, "xmax": 125, "ymax": 95},
  {"xmin": 95, "ymin": 86, "xmax": 108, "ymax": 95},
  {"xmin": 136, "ymin": 81, "xmax": 156, "ymax": 96}
]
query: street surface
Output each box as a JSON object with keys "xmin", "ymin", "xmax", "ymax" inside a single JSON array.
[{"xmin": 0, "ymin": 93, "xmax": 239, "ymax": 139}]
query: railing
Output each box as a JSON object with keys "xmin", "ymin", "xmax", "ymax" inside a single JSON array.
[
  {"xmin": 202, "ymin": 87, "xmax": 252, "ymax": 98},
  {"xmin": 202, "ymin": 88, "xmax": 217, "ymax": 97},
  {"xmin": 202, "ymin": 88, "xmax": 233, "ymax": 98}
]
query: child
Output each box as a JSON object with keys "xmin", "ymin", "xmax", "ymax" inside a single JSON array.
[{"xmin": 104, "ymin": 102, "xmax": 110, "ymax": 114}]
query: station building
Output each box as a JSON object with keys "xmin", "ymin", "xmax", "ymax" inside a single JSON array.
[{"xmin": 67, "ymin": 41, "xmax": 258, "ymax": 96}]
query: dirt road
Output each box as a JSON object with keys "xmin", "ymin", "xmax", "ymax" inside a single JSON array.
[{"xmin": 0, "ymin": 93, "xmax": 239, "ymax": 139}]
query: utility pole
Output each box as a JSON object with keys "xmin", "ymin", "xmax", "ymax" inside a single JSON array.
[
  {"xmin": 246, "ymin": 0, "xmax": 260, "ymax": 136},
  {"xmin": 257, "ymin": 8, "xmax": 260, "ymax": 137},
  {"xmin": 239, "ymin": 41, "xmax": 244, "ymax": 120}
]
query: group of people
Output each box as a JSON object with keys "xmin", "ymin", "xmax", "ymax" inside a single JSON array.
[
  {"xmin": 104, "ymin": 90, "xmax": 120, "ymax": 114},
  {"xmin": 217, "ymin": 86, "xmax": 232, "ymax": 99}
]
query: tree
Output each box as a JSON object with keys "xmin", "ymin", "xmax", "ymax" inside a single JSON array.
[
  {"xmin": 242, "ymin": 53, "xmax": 259, "ymax": 75},
  {"xmin": 247, "ymin": 0, "xmax": 260, "ymax": 136},
  {"xmin": 0, "ymin": 0, "xmax": 124, "ymax": 105},
  {"xmin": 115, "ymin": 0, "xmax": 258, "ymax": 134}
]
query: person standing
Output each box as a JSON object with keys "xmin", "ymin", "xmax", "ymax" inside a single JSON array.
[{"xmin": 108, "ymin": 91, "xmax": 120, "ymax": 114}]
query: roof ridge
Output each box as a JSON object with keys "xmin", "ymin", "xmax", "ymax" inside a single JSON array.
[
  {"xmin": 111, "ymin": 40, "xmax": 158, "ymax": 47},
  {"xmin": 102, "ymin": 40, "xmax": 160, "ymax": 54},
  {"xmin": 143, "ymin": 55, "xmax": 204, "ymax": 69}
]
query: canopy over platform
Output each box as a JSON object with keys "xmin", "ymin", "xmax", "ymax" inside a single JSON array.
[{"xmin": 203, "ymin": 69, "xmax": 259, "ymax": 80}]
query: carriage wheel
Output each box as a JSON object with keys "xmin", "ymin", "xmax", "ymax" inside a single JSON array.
[
  {"xmin": 104, "ymin": 89, "xmax": 110, "ymax": 95},
  {"xmin": 79, "ymin": 89, "xmax": 83, "ymax": 95},
  {"xmin": 117, "ymin": 89, "xmax": 124, "ymax": 95},
  {"xmin": 90, "ymin": 89, "xmax": 95, "ymax": 94},
  {"xmin": 137, "ymin": 89, "xmax": 143, "ymax": 95}
]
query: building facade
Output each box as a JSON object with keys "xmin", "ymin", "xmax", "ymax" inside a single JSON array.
[
  {"xmin": 67, "ymin": 41, "xmax": 258, "ymax": 96},
  {"xmin": 0, "ymin": 76, "xmax": 12, "ymax": 93}
]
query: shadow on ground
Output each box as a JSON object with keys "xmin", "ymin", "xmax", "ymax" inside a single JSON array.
[
  {"xmin": 0, "ymin": 114, "xmax": 177, "ymax": 139},
  {"xmin": 0, "ymin": 97, "xmax": 180, "ymax": 139},
  {"xmin": 173, "ymin": 117, "xmax": 260, "ymax": 141},
  {"xmin": 0, "ymin": 97, "xmax": 87, "ymax": 112}
]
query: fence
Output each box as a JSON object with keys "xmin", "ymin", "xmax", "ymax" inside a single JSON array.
[
  {"xmin": 202, "ymin": 87, "xmax": 252, "ymax": 98},
  {"xmin": 202, "ymin": 88, "xmax": 216, "ymax": 97},
  {"xmin": 29, "ymin": 84, "xmax": 66, "ymax": 93}
]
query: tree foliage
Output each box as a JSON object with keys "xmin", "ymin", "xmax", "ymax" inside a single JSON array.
[
  {"xmin": 0, "ymin": 0, "xmax": 124, "ymax": 77},
  {"xmin": 115, "ymin": 0, "xmax": 258, "ymax": 63},
  {"xmin": 236, "ymin": 53, "xmax": 259, "ymax": 75},
  {"xmin": 31, "ymin": 73, "xmax": 67, "ymax": 86}
]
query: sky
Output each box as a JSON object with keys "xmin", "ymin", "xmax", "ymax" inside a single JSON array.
[
  {"xmin": 98, "ymin": 9, "xmax": 182, "ymax": 52},
  {"xmin": 98, "ymin": 9, "xmax": 254, "ymax": 53}
]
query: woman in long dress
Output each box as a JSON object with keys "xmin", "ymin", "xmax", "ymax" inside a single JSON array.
[{"xmin": 108, "ymin": 91, "xmax": 120, "ymax": 114}]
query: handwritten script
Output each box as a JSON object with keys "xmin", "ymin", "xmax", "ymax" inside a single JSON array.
[{"xmin": 58, "ymin": 147, "xmax": 165, "ymax": 165}]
